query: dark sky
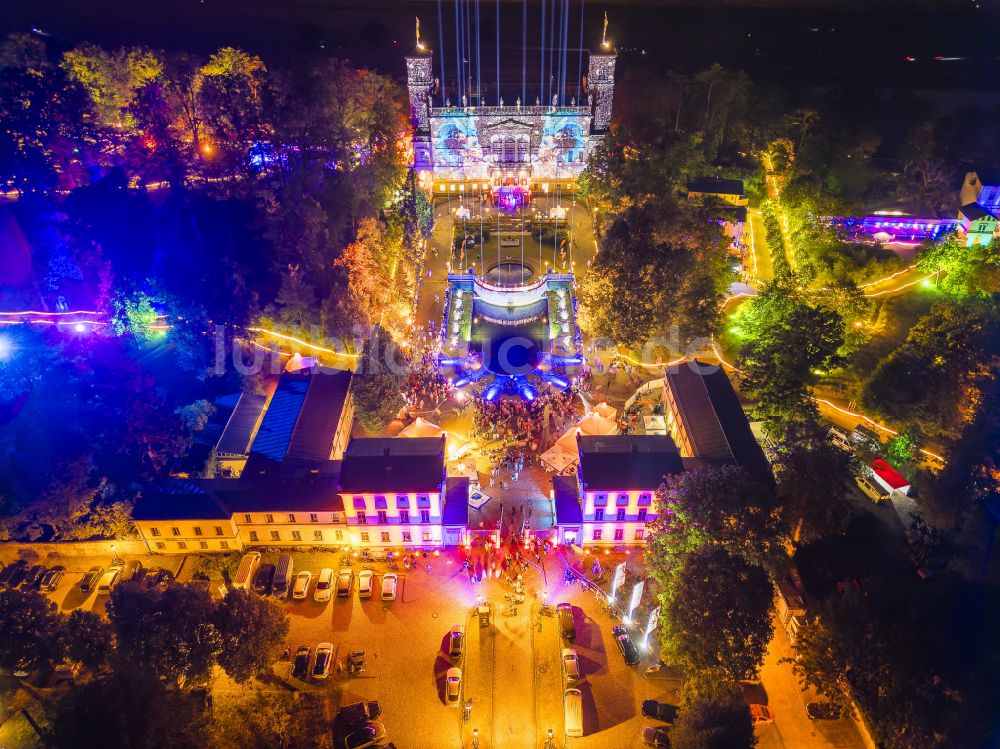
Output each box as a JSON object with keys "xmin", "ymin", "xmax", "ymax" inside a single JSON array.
[{"xmin": 3, "ymin": 0, "xmax": 997, "ymax": 91}]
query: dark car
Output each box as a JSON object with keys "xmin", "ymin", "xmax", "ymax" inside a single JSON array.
[
  {"xmin": 344, "ymin": 721, "xmax": 388, "ymax": 749},
  {"xmin": 641, "ymin": 725, "xmax": 671, "ymax": 747},
  {"xmin": 557, "ymin": 603, "xmax": 576, "ymax": 642},
  {"xmin": 0, "ymin": 560, "xmax": 29, "ymax": 590},
  {"xmin": 447, "ymin": 625, "xmax": 465, "ymax": 658},
  {"xmin": 292, "ymin": 646, "xmax": 311, "ymax": 680},
  {"xmin": 642, "ymin": 700, "xmax": 678, "ymax": 724},
  {"xmin": 337, "ymin": 700, "xmax": 382, "ymax": 729},
  {"xmin": 253, "ymin": 564, "xmax": 276, "ymax": 595},
  {"xmin": 79, "ymin": 566, "xmax": 104, "ymax": 593},
  {"xmin": 807, "ymin": 702, "xmax": 843, "ymax": 720},
  {"xmin": 612, "ymin": 625, "xmax": 640, "ymax": 666},
  {"xmin": 39, "ymin": 566, "xmax": 66, "ymax": 592},
  {"xmin": 22, "ymin": 565, "xmax": 47, "ymax": 590}
]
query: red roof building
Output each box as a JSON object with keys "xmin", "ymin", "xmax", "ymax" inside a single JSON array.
[{"xmin": 869, "ymin": 459, "xmax": 911, "ymax": 496}]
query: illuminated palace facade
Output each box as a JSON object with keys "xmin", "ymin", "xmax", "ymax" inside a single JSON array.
[{"xmin": 405, "ymin": 50, "xmax": 616, "ymax": 192}]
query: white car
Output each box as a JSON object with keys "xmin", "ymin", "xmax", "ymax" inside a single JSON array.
[
  {"xmin": 314, "ymin": 568, "xmax": 334, "ymax": 602},
  {"xmin": 358, "ymin": 569, "xmax": 374, "ymax": 599},
  {"xmin": 381, "ymin": 572, "xmax": 397, "ymax": 601},
  {"xmin": 561, "ymin": 648, "xmax": 580, "ymax": 681},
  {"xmin": 312, "ymin": 643, "xmax": 333, "ymax": 679},
  {"xmin": 445, "ymin": 667, "xmax": 462, "ymax": 706},
  {"xmin": 291, "ymin": 570, "xmax": 312, "ymax": 600}
]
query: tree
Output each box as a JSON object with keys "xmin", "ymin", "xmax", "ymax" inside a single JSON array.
[
  {"xmin": 207, "ymin": 690, "xmax": 330, "ymax": 749},
  {"xmin": 0, "ymin": 589, "xmax": 66, "ymax": 673},
  {"xmin": 350, "ymin": 327, "xmax": 406, "ymax": 433},
  {"xmin": 917, "ymin": 235, "xmax": 1000, "ymax": 300},
  {"xmin": 64, "ymin": 609, "xmax": 115, "ymax": 673},
  {"xmin": 660, "ymin": 546, "xmax": 773, "ymax": 680},
  {"xmin": 671, "ymin": 674, "xmax": 756, "ymax": 749},
  {"xmin": 214, "ymin": 589, "xmax": 290, "ymax": 683},
  {"xmin": 60, "ymin": 44, "xmax": 163, "ymax": 131},
  {"xmin": 884, "ymin": 430, "xmax": 920, "ymax": 475},
  {"xmin": 273, "ymin": 264, "xmax": 318, "ymax": 330},
  {"xmin": 334, "ymin": 217, "xmax": 408, "ymax": 335},
  {"xmin": 107, "ymin": 584, "xmax": 222, "ymax": 685},
  {"xmin": 50, "ymin": 664, "xmax": 210, "ymax": 749},
  {"xmin": 784, "ymin": 618, "xmax": 850, "ymax": 708}
]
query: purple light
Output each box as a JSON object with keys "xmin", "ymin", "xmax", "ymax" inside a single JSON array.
[{"xmin": 483, "ymin": 383, "xmax": 503, "ymax": 401}]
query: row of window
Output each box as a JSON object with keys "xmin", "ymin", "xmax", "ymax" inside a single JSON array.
[
  {"xmin": 356, "ymin": 510, "xmax": 431, "ymax": 525},
  {"xmin": 592, "ymin": 528, "xmax": 645, "ymax": 542},
  {"xmin": 591, "ymin": 493, "xmax": 653, "ymax": 507},
  {"xmin": 359, "ymin": 530, "xmax": 433, "ymax": 544},
  {"xmin": 154, "ymin": 540, "xmax": 231, "ymax": 551},
  {"xmin": 243, "ymin": 512, "xmax": 330, "ymax": 524},
  {"xmin": 351, "ymin": 495, "xmax": 432, "ymax": 510},
  {"xmin": 592, "ymin": 508, "xmax": 650, "ymax": 523},
  {"xmin": 149, "ymin": 525, "xmax": 228, "ymax": 538}
]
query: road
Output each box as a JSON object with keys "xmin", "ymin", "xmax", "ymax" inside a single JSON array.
[{"xmin": 747, "ymin": 207, "xmax": 775, "ymax": 284}]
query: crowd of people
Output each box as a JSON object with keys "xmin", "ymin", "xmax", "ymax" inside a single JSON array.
[
  {"xmin": 471, "ymin": 383, "xmax": 577, "ymax": 451},
  {"xmin": 402, "ymin": 342, "xmax": 452, "ymax": 416}
]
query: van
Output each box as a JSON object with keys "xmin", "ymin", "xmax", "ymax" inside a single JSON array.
[
  {"xmin": 564, "ymin": 688, "xmax": 583, "ymax": 737},
  {"xmin": 855, "ymin": 475, "xmax": 888, "ymax": 502},
  {"xmin": 232, "ymin": 552, "xmax": 262, "ymax": 591},
  {"xmin": 97, "ymin": 567, "xmax": 123, "ymax": 595},
  {"xmin": 828, "ymin": 426, "xmax": 852, "ymax": 452},
  {"xmin": 272, "ymin": 554, "xmax": 294, "ymax": 598}
]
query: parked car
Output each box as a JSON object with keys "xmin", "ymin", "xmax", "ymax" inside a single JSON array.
[
  {"xmin": 344, "ymin": 720, "xmax": 389, "ymax": 749},
  {"xmin": 272, "ymin": 554, "xmax": 294, "ymax": 598},
  {"xmin": 337, "ymin": 701, "xmax": 382, "ymax": 729},
  {"xmin": 292, "ymin": 646, "xmax": 311, "ymax": 680},
  {"xmin": 381, "ymin": 572, "xmax": 397, "ymax": 601},
  {"xmin": 444, "ymin": 667, "xmax": 462, "ymax": 706},
  {"xmin": 0, "ymin": 560, "xmax": 26, "ymax": 590},
  {"xmin": 806, "ymin": 702, "xmax": 842, "ymax": 720},
  {"xmin": 557, "ymin": 603, "xmax": 575, "ymax": 641},
  {"xmin": 54, "ymin": 661, "xmax": 82, "ymax": 682},
  {"xmin": 313, "ymin": 643, "xmax": 333, "ymax": 679},
  {"xmin": 120, "ymin": 559, "xmax": 143, "ymax": 583},
  {"xmin": 561, "ymin": 648, "xmax": 580, "ymax": 681},
  {"xmin": 3, "ymin": 561, "xmax": 30, "ymax": 590},
  {"xmin": 314, "ymin": 568, "xmax": 334, "ymax": 602},
  {"xmin": 79, "ymin": 566, "xmax": 104, "ymax": 593},
  {"xmin": 253, "ymin": 564, "xmax": 276, "ymax": 596},
  {"xmin": 292, "ymin": 570, "xmax": 312, "ymax": 600},
  {"xmin": 612, "ymin": 625, "xmax": 640, "ymax": 666},
  {"xmin": 642, "ymin": 700, "xmax": 678, "ymax": 723},
  {"xmin": 357, "ymin": 569, "xmax": 373, "ymax": 598},
  {"xmin": 97, "ymin": 566, "xmax": 123, "ymax": 595},
  {"xmin": 749, "ymin": 704, "xmax": 775, "ymax": 725},
  {"xmin": 641, "ymin": 725, "xmax": 671, "ymax": 747},
  {"xmin": 22, "ymin": 565, "xmax": 47, "ymax": 590},
  {"xmin": 39, "ymin": 566, "xmax": 65, "ymax": 592},
  {"xmin": 448, "ymin": 625, "xmax": 465, "ymax": 658},
  {"xmin": 336, "ymin": 568, "xmax": 353, "ymax": 597}
]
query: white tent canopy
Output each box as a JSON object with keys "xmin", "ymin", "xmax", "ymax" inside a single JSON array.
[
  {"xmin": 399, "ymin": 417, "xmax": 445, "ymax": 439},
  {"xmin": 593, "ymin": 401, "xmax": 617, "ymax": 421}
]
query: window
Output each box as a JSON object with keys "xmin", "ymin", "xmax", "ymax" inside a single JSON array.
[
  {"xmin": 269, "ymin": 531, "xmax": 280, "ymax": 541},
  {"xmin": 361, "ymin": 532, "xmax": 370, "ymax": 543},
  {"xmin": 220, "ymin": 540, "xmax": 230, "ymax": 549},
  {"xmin": 265, "ymin": 513, "xmax": 274, "ymax": 524},
  {"xmin": 616, "ymin": 509, "xmax": 626, "ymax": 522},
  {"xmin": 357, "ymin": 511, "xmax": 367, "ymax": 525},
  {"xmin": 399, "ymin": 509, "xmax": 410, "ymax": 524},
  {"xmin": 199, "ymin": 541, "xmax": 209, "ymax": 549},
  {"xmin": 417, "ymin": 495, "xmax": 431, "ymax": 508},
  {"xmin": 381, "ymin": 532, "xmax": 391, "ymax": 543},
  {"xmin": 214, "ymin": 526, "xmax": 223, "ymax": 536},
  {"xmin": 616, "ymin": 493, "xmax": 629, "ymax": 506},
  {"xmin": 249, "ymin": 531, "xmax": 259, "ymax": 542},
  {"xmin": 155, "ymin": 541, "xmax": 165, "ymax": 550},
  {"xmin": 637, "ymin": 508, "xmax": 648, "ymax": 522},
  {"xmin": 592, "ymin": 529, "xmax": 603, "ymax": 541},
  {"xmin": 402, "ymin": 531, "xmax": 412, "ymax": 543},
  {"xmin": 150, "ymin": 527, "xmax": 161, "ymax": 537},
  {"xmin": 396, "ymin": 495, "xmax": 409, "ymax": 509},
  {"xmin": 634, "ymin": 529, "xmax": 645, "ymax": 541},
  {"xmin": 594, "ymin": 494, "xmax": 608, "ymax": 506},
  {"xmin": 243, "ymin": 513, "xmax": 251, "ymax": 523},
  {"xmin": 177, "ymin": 541, "xmax": 188, "ymax": 550},
  {"xmin": 638, "ymin": 493, "xmax": 652, "ymax": 506},
  {"xmin": 353, "ymin": 496, "xmax": 367, "ymax": 510},
  {"xmin": 377, "ymin": 510, "xmax": 388, "ymax": 524},
  {"xmin": 171, "ymin": 527, "xmax": 180, "ymax": 536},
  {"xmin": 291, "ymin": 531, "xmax": 302, "ymax": 541},
  {"xmin": 594, "ymin": 509, "xmax": 605, "ymax": 522},
  {"xmin": 420, "ymin": 510, "xmax": 430, "ymax": 523},
  {"xmin": 194, "ymin": 527, "xmax": 203, "ymax": 536},
  {"xmin": 375, "ymin": 496, "xmax": 388, "ymax": 509},
  {"xmin": 313, "ymin": 530, "xmax": 323, "ymax": 542},
  {"xmin": 309, "ymin": 513, "xmax": 318, "ymax": 523},
  {"xmin": 287, "ymin": 513, "xmax": 296, "ymax": 523},
  {"xmin": 335, "ymin": 530, "xmax": 344, "ymax": 541},
  {"xmin": 422, "ymin": 531, "xmax": 432, "ymax": 542},
  {"xmin": 614, "ymin": 528, "xmax": 624, "ymax": 541}
]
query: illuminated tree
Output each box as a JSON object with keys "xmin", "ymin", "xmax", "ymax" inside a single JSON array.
[
  {"xmin": 197, "ymin": 47, "xmax": 267, "ymax": 168},
  {"xmin": 60, "ymin": 44, "xmax": 163, "ymax": 130},
  {"xmin": 110, "ymin": 289, "xmax": 159, "ymax": 342},
  {"xmin": 918, "ymin": 235, "xmax": 1000, "ymax": 300},
  {"xmin": 334, "ymin": 217, "xmax": 408, "ymax": 335}
]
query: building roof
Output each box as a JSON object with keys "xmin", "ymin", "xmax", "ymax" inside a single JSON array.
[
  {"xmin": 215, "ymin": 392, "xmax": 267, "ymax": 457},
  {"xmin": 577, "ymin": 435, "xmax": 683, "ymax": 492},
  {"xmin": 687, "ymin": 177, "xmax": 745, "ymax": 197},
  {"xmin": 665, "ymin": 362, "xmax": 773, "ymax": 486},
  {"xmin": 442, "ymin": 478, "xmax": 470, "ymax": 526},
  {"xmin": 553, "ymin": 475, "xmax": 583, "ymax": 524},
  {"xmin": 133, "ymin": 480, "xmax": 231, "ymax": 521},
  {"xmin": 248, "ymin": 367, "xmax": 352, "ymax": 463},
  {"xmin": 339, "ymin": 437, "xmax": 445, "ymax": 493},
  {"xmin": 960, "ymin": 203, "xmax": 996, "ymax": 222},
  {"xmin": 869, "ymin": 459, "xmax": 910, "ymax": 491}
]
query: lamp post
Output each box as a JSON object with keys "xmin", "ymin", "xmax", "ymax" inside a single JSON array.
[{"xmin": 110, "ymin": 543, "xmax": 123, "ymax": 567}]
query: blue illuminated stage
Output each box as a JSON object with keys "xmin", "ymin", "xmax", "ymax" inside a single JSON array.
[{"xmin": 441, "ymin": 273, "xmax": 580, "ymax": 401}]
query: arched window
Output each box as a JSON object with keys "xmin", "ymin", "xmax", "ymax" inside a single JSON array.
[{"xmin": 504, "ymin": 136, "xmax": 516, "ymax": 163}]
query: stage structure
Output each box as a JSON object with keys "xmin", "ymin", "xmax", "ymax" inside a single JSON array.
[{"xmin": 406, "ymin": 7, "xmax": 616, "ymax": 193}]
